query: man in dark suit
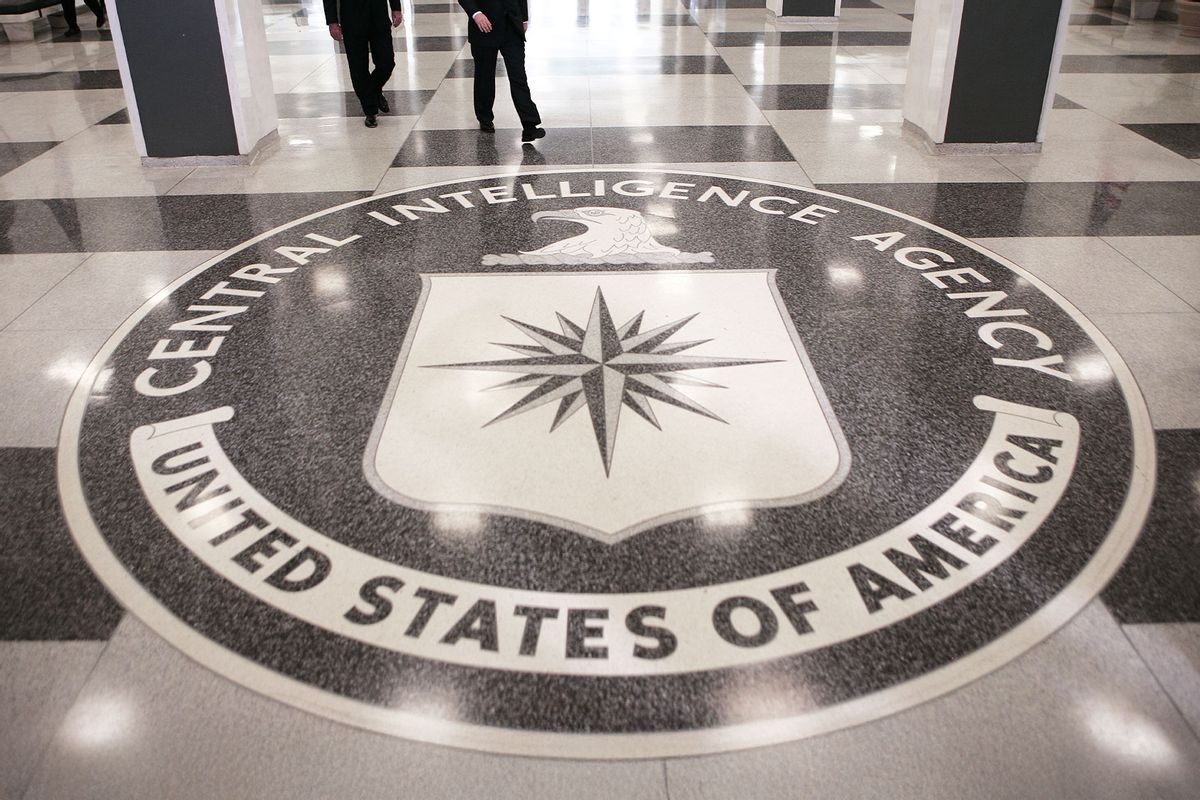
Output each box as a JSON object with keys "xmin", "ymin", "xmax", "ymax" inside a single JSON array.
[
  {"xmin": 457, "ymin": 0, "xmax": 545, "ymax": 142},
  {"xmin": 324, "ymin": 0, "xmax": 404, "ymax": 128}
]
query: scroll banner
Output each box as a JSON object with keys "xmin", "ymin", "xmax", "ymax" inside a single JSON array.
[{"xmin": 131, "ymin": 396, "xmax": 1079, "ymax": 676}]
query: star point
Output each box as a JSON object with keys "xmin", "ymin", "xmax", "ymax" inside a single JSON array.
[{"xmin": 428, "ymin": 289, "xmax": 778, "ymax": 474}]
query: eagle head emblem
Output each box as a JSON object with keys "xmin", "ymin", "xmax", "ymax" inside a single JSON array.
[{"xmin": 482, "ymin": 206, "xmax": 713, "ymax": 266}]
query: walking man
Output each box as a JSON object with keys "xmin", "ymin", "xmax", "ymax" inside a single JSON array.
[
  {"xmin": 325, "ymin": 0, "xmax": 404, "ymax": 128},
  {"xmin": 458, "ymin": 0, "xmax": 545, "ymax": 142}
]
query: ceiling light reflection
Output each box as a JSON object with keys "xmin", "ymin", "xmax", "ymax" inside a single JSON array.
[
  {"xmin": 45, "ymin": 356, "xmax": 89, "ymax": 384},
  {"xmin": 62, "ymin": 694, "xmax": 134, "ymax": 750},
  {"xmin": 827, "ymin": 262, "xmax": 863, "ymax": 289},
  {"xmin": 315, "ymin": 269, "xmax": 348, "ymax": 296},
  {"xmin": 702, "ymin": 506, "xmax": 753, "ymax": 532},
  {"xmin": 1085, "ymin": 697, "xmax": 1179, "ymax": 768},
  {"xmin": 433, "ymin": 510, "xmax": 485, "ymax": 536},
  {"xmin": 1071, "ymin": 353, "xmax": 1114, "ymax": 385}
]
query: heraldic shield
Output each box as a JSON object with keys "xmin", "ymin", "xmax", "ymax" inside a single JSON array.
[{"xmin": 365, "ymin": 269, "xmax": 849, "ymax": 543}]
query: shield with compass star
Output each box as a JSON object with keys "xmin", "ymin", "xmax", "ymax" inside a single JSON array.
[{"xmin": 366, "ymin": 269, "xmax": 849, "ymax": 543}]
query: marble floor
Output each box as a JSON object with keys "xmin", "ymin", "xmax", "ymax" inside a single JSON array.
[{"xmin": 2, "ymin": 0, "xmax": 1200, "ymax": 798}]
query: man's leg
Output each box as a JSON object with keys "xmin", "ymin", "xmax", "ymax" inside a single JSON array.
[
  {"xmin": 82, "ymin": 0, "xmax": 104, "ymax": 23},
  {"xmin": 499, "ymin": 38, "xmax": 541, "ymax": 129},
  {"xmin": 60, "ymin": 1, "xmax": 79, "ymax": 31},
  {"xmin": 343, "ymin": 29, "xmax": 379, "ymax": 116},
  {"xmin": 471, "ymin": 43, "xmax": 500, "ymax": 125},
  {"xmin": 367, "ymin": 14, "xmax": 395, "ymax": 102}
]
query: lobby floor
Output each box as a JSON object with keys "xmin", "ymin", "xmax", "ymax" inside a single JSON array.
[{"xmin": 1, "ymin": 0, "xmax": 1199, "ymax": 798}]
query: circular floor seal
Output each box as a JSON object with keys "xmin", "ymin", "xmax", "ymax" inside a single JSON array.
[{"xmin": 59, "ymin": 171, "xmax": 1153, "ymax": 758}]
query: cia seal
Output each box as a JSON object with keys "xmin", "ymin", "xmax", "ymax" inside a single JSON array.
[{"xmin": 60, "ymin": 171, "xmax": 1152, "ymax": 758}]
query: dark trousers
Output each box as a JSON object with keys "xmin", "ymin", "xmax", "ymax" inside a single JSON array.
[
  {"xmin": 471, "ymin": 30, "xmax": 541, "ymax": 128},
  {"xmin": 343, "ymin": 13, "xmax": 395, "ymax": 116},
  {"xmin": 61, "ymin": 0, "xmax": 104, "ymax": 27}
]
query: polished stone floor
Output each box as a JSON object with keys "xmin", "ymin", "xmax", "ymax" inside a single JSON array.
[{"xmin": 2, "ymin": 0, "xmax": 1200, "ymax": 797}]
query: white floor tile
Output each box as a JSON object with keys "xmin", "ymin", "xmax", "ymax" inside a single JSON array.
[
  {"xmin": 0, "ymin": 328, "xmax": 112, "ymax": 447},
  {"xmin": 666, "ymin": 602, "xmax": 1200, "ymax": 800},
  {"xmin": 0, "ymin": 89, "xmax": 127, "ymax": 143},
  {"xmin": 22, "ymin": 617, "xmax": 670, "ymax": 800},
  {"xmin": 973, "ymin": 237, "xmax": 1194, "ymax": 315},
  {"xmin": 1089, "ymin": 311, "xmax": 1200, "ymax": 430},
  {"xmin": 1124, "ymin": 624, "xmax": 1200, "ymax": 739},
  {"xmin": 764, "ymin": 108, "xmax": 904, "ymax": 143},
  {"xmin": 7, "ymin": 250, "xmax": 220, "ymax": 333},
  {"xmin": 0, "ymin": 642, "xmax": 107, "ymax": 800},
  {"xmin": 0, "ymin": 156, "xmax": 193, "ymax": 200},
  {"xmin": 995, "ymin": 138, "xmax": 1200, "ymax": 183},
  {"xmin": 1103, "ymin": 235, "xmax": 1200, "ymax": 312},
  {"xmin": 781, "ymin": 132, "xmax": 1021, "ymax": 184},
  {"xmin": 0, "ymin": 253, "xmax": 89, "ymax": 330}
]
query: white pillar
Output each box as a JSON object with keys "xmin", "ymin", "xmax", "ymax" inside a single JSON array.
[
  {"xmin": 903, "ymin": 0, "xmax": 1071, "ymax": 153},
  {"xmin": 109, "ymin": 0, "xmax": 278, "ymax": 165}
]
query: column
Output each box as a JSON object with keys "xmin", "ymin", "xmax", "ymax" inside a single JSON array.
[
  {"xmin": 768, "ymin": 1, "xmax": 841, "ymax": 21},
  {"xmin": 903, "ymin": 0, "xmax": 1071, "ymax": 153},
  {"xmin": 109, "ymin": 0, "xmax": 278, "ymax": 165}
]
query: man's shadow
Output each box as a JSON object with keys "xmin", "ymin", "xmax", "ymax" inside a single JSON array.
[{"xmin": 472, "ymin": 135, "xmax": 549, "ymax": 168}]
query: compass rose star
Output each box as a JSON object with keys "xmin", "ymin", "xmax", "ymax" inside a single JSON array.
[{"xmin": 429, "ymin": 288, "xmax": 779, "ymax": 475}]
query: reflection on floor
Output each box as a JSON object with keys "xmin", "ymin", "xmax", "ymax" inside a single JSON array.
[{"xmin": 1, "ymin": 0, "xmax": 1199, "ymax": 797}]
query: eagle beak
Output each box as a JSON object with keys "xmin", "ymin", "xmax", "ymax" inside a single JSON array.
[{"xmin": 531, "ymin": 209, "xmax": 583, "ymax": 223}]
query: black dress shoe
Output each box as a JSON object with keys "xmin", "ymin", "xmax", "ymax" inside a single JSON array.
[
  {"xmin": 64, "ymin": 25, "xmax": 81, "ymax": 37},
  {"xmin": 377, "ymin": 93, "xmax": 389, "ymax": 113},
  {"xmin": 521, "ymin": 127, "xmax": 546, "ymax": 143},
  {"xmin": 364, "ymin": 114, "xmax": 378, "ymax": 128},
  {"xmin": 479, "ymin": 120, "xmax": 495, "ymax": 133}
]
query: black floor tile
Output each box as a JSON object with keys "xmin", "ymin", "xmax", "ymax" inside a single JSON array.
[
  {"xmin": 1060, "ymin": 54, "xmax": 1200, "ymax": 73},
  {"xmin": 267, "ymin": 35, "xmax": 466, "ymax": 55},
  {"xmin": 1069, "ymin": 12, "xmax": 1131, "ymax": 25},
  {"xmin": 275, "ymin": 89, "xmax": 436, "ymax": 118},
  {"xmin": 0, "ymin": 558, "xmax": 124, "ymax": 640},
  {"xmin": 0, "ymin": 448, "xmax": 123, "ymax": 641},
  {"xmin": 448, "ymin": 55, "xmax": 730, "ymax": 77},
  {"xmin": 574, "ymin": 12, "xmax": 695, "ymax": 26},
  {"xmin": 841, "ymin": 0, "xmax": 882, "ymax": 7},
  {"xmin": 96, "ymin": 108, "xmax": 130, "ymax": 125},
  {"xmin": 746, "ymin": 83, "xmax": 905, "ymax": 110},
  {"xmin": 828, "ymin": 180, "xmax": 1200, "ymax": 238},
  {"xmin": 1028, "ymin": 181, "xmax": 1200, "ymax": 236},
  {"xmin": 1124, "ymin": 123, "xmax": 1200, "ymax": 159},
  {"xmin": 710, "ymin": 31, "xmax": 834, "ymax": 46},
  {"xmin": 592, "ymin": 125, "xmax": 793, "ymax": 163},
  {"xmin": 392, "ymin": 128, "xmax": 592, "ymax": 167},
  {"xmin": 0, "ymin": 192, "xmax": 368, "ymax": 254},
  {"xmin": 710, "ymin": 31, "xmax": 909, "ymax": 46},
  {"xmin": 0, "ymin": 70, "xmax": 122, "ymax": 92},
  {"xmin": 1053, "ymin": 94, "xmax": 1086, "ymax": 110},
  {"xmin": 0, "ymin": 141, "xmax": 57, "ymax": 178},
  {"xmin": 1103, "ymin": 429, "xmax": 1200, "ymax": 625},
  {"xmin": 815, "ymin": 182, "xmax": 1095, "ymax": 238},
  {"xmin": 46, "ymin": 29, "xmax": 112, "ymax": 43}
]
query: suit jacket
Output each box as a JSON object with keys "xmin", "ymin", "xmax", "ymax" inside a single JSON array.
[
  {"xmin": 458, "ymin": 0, "xmax": 528, "ymax": 45},
  {"xmin": 323, "ymin": 0, "xmax": 401, "ymax": 28}
]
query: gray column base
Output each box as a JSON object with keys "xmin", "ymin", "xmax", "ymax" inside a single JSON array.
[
  {"xmin": 903, "ymin": 120, "xmax": 1042, "ymax": 155},
  {"xmin": 2, "ymin": 19, "xmax": 36, "ymax": 41},
  {"xmin": 140, "ymin": 129, "xmax": 278, "ymax": 168}
]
